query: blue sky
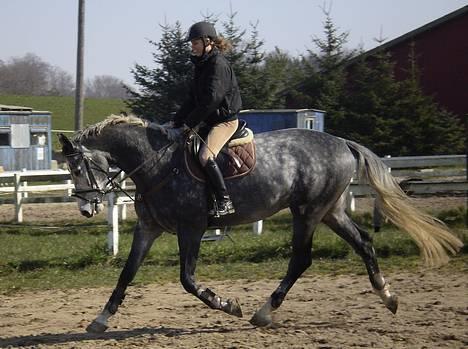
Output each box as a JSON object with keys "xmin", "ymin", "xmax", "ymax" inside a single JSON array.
[{"xmin": 1, "ymin": 0, "xmax": 467, "ymax": 86}]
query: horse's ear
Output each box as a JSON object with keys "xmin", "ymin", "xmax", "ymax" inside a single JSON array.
[{"xmin": 58, "ymin": 133, "xmax": 75, "ymax": 154}]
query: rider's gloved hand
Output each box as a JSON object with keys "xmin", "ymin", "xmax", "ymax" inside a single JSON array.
[
  {"xmin": 161, "ymin": 120, "xmax": 174, "ymax": 130},
  {"xmin": 166, "ymin": 125, "xmax": 189, "ymax": 141}
]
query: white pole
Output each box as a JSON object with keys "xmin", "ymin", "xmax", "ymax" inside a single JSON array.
[
  {"xmin": 14, "ymin": 173, "xmax": 23, "ymax": 223},
  {"xmin": 106, "ymin": 192, "xmax": 119, "ymax": 255},
  {"xmin": 119, "ymin": 172, "xmax": 127, "ymax": 221},
  {"xmin": 66, "ymin": 179, "xmax": 73, "ymax": 196},
  {"xmin": 22, "ymin": 181, "xmax": 28, "ymax": 198},
  {"xmin": 253, "ymin": 220, "xmax": 263, "ymax": 235},
  {"xmin": 348, "ymin": 177, "xmax": 355, "ymax": 212}
]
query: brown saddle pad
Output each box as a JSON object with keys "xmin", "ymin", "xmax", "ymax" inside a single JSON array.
[{"xmin": 184, "ymin": 139, "xmax": 256, "ymax": 182}]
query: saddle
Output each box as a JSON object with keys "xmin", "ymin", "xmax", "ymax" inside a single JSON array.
[{"xmin": 185, "ymin": 120, "xmax": 256, "ymax": 182}]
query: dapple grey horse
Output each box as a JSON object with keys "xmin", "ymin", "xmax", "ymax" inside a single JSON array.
[{"xmin": 59, "ymin": 115, "xmax": 462, "ymax": 333}]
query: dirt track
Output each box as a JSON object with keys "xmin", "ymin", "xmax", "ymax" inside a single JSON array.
[
  {"xmin": 0, "ymin": 198, "xmax": 466, "ymax": 348},
  {"xmin": 0, "ymin": 270, "xmax": 467, "ymax": 348}
]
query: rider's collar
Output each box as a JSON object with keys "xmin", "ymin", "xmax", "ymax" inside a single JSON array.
[{"xmin": 190, "ymin": 47, "xmax": 218, "ymax": 67}]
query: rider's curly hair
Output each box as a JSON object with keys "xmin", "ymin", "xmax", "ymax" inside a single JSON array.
[{"xmin": 212, "ymin": 36, "xmax": 232, "ymax": 53}]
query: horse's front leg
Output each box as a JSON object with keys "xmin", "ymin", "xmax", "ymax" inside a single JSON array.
[
  {"xmin": 177, "ymin": 226, "xmax": 243, "ymax": 318},
  {"xmin": 86, "ymin": 221, "xmax": 162, "ymax": 333}
]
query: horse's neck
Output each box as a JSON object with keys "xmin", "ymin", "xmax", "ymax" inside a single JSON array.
[{"xmin": 96, "ymin": 127, "xmax": 176, "ymax": 186}]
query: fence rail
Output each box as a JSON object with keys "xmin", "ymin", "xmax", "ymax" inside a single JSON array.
[
  {"xmin": 381, "ymin": 154, "xmax": 465, "ymax": 169},
  {"xmin": 0, "ymin": 155, "xmax": 466, "ymax": 255}
]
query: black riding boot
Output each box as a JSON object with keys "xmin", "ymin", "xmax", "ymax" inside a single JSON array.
[{"xmin": 203, "ymin": 159, "xmax": 235, "ymax": 216}]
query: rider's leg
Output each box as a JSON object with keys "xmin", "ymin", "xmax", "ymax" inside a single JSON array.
[
  {"xmin": 202, "ymin": 158, "xmax": 235, "ymax": 215},
  {"xmin": 199, "ymin": 119, "xmax": 238, "ymax": 216}
]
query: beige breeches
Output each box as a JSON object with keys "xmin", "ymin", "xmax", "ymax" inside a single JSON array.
[{"xmin": 199, "ymin": 119, "xmax": 239, "ymax": 166}]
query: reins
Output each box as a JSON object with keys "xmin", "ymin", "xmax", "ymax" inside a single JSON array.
[{"xmin": 67, "ymin": 139, "xmax": 179, "ymax": 204}]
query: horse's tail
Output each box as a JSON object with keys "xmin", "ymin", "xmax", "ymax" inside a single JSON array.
[{"xmin": 345, "ymin": 140, "xmax": 463, "ymax": 266}]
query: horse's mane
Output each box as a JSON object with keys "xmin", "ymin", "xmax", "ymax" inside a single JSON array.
[{"xmin": 73, "ymin": 114, "xmax": 149, "ymax": 142}]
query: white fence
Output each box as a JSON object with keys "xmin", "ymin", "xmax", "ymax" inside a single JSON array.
[{"xmin": 0, "ymin": 155, "xmax": 466, "ymax": 255}]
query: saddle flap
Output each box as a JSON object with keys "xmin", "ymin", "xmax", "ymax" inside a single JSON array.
[{"xmin": 185, "ymin": 133, "xmax": 256, "ymax": 182}]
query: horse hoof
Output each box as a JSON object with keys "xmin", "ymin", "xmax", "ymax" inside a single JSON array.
[
  {"xmin": 249, "ymin": 312, "xmax": 272, "ymax": 327},
  {"xmin": 86, "ymin": 320, "xmax": 109, "ymax": 333},
  {"xmin": 385, "ymin": 295, "xmax": 399, "ymax": 314},
  {"xmin": 223, "ymin": 298, "xmax": 243, "ymax": 318}
]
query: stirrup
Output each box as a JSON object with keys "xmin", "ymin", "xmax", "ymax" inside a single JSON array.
[{"xmin": 209, "ymin": 199, "xmax": 235, "ymax": 217}]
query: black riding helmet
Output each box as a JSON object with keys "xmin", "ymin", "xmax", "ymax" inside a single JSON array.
[{"xmin": 186, "ymin": 21, "xmax": 217, "ymax": 42}]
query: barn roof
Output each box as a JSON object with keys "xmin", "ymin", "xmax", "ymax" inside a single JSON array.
[{"xmin": 359, "ymin": 5, "xmax": 468, "ymax": 58}]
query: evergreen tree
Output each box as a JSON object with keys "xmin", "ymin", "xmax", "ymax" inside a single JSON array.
[
  {"xmin": 387, "ymin": 43, "xmax": 464, "ymax": 155},
  {"xmin": 125, "ymin": 22, "xmax": 192, "ymax": 122},
  {"xmin": 220, "ymin": 13, "xmax": 272, "ymax": 108},
  {"xmin": 314, "ymin": 13, "xmax": 356, "ymax": 136},
  {"xmin": 237, "ymin": 21, "xmax": 273, "ymax": 108},
  {"xmin": 344, "ymin": 41, "xmax": 464, "ymax": 156},
  {"xmin": 262, "ymin": 48, "xmax": 306, "ymax": 107},
  {"xmin": 220, "ymin": 10, "xmax": 246, "ymax": 70},
  {"xmin": 342, "ymin": 47, "xmax": 399, "ymax": 155},
  {"xmin": 295, "ymin": 7, "xmax": 355, "ymax": 137}
]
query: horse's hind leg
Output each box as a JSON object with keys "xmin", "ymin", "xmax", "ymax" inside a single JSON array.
[
  {"xmin": 322, "ymin": 196, "xmax": 398, "ymax": 314},
  {"xmin": 250, "ymin": 206, "xmax": 317, "ymax": 327},
  {"xmin": 86, "ymin": 220, "xmax": 162, "ymax": 333}
]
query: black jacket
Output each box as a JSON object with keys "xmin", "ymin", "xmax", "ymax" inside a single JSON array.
[{"xmin": 174, "ymin": 48, "xmax": 242, "ymax": 128}]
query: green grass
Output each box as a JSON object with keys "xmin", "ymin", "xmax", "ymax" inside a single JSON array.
[
  {"xmin": 0, "ymin": 94, "xmax": 129, "ymax": 150},
  {"xmin": 0, "ymin": 210, "xmax": 466, "ymax": 294}
]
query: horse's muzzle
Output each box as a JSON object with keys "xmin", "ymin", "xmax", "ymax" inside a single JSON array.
[
  {"xmin": 79, "ymin": 201, "xmax": 94, "ymax": 217},
  {"xmin": 78, "ymin": 200, "xmax": 104, "ymax": 218}
]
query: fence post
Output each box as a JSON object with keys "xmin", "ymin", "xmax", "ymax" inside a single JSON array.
[
  {"xmin": 106, "ymin": 192, "xmax": 119, "ymax": 256},
  {"xmin": 14, "ymin": 173, "xmax": 23, "ymax": 223},
  {"xmin": 347, "ymin": 177, "xmax": 355, "ymax": 212},
  {"xmin": 66, "ymin": 179, "xmax": 73, "ymax": 196},
  {"xmin": 253, "ymin": 220, "xmax": 263, "ymax": 235},
  {"xmin": 119, "ymin": 172, "xmax": 127, "ymax": 221},
  {"xmin": 22, "ymin": 181, "xmax": 28, "ymax": 198}
]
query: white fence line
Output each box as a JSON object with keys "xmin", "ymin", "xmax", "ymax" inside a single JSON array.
[{"xmin": 0, "ymin": 155, "xmax": 466, "ymax": 255}]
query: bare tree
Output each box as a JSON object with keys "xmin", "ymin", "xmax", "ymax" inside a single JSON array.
[
  {"xmin": 0, "ymin": 53, "xmax": 50, "ymax": 95},
  {"xmin": 86, "ymin": 75, "xmax": 129, "ymax": 99},
  {"xmin": 0, "ymin": 53, "xmax": 75, "ymax": 96},
  {"xmin": 46, "ymin": 66, "xmax": 75, "ymax": 96}
]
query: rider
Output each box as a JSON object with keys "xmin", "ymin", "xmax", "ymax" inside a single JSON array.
[{"xmin": 169, "ymin": 21, "xmax": 242, "ymax": 216}]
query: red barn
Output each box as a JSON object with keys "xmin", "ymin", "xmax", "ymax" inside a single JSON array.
[{"xmin": 357, "ymin": 5, "xmax": 468, "ymax": 119}]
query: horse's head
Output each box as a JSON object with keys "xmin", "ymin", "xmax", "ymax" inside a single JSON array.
[{"xmin": 59, "ymin": 133, "xmax": 108, "ymax": 218}]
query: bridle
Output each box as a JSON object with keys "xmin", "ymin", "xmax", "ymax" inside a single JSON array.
[
  {"xmin": 66, "ymin": 140, "xmax": 179, "ymax": 205},
  {"xmin": 66, "ymin": 150, "xmax": 120, "ymax": 205}
]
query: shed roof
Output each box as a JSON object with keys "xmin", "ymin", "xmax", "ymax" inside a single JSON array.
[{"xmin": 0, "ymin": 104, "xmax": 33, "ymax": 112}]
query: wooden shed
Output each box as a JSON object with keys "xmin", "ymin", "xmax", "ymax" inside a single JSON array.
[
  {"xmin": 239, "ymin": 109, "xmax": 325, "ymax": 134},
  {"xmin": 0, "ymin": 104, "xmax": 52, "ymax": 171}
]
